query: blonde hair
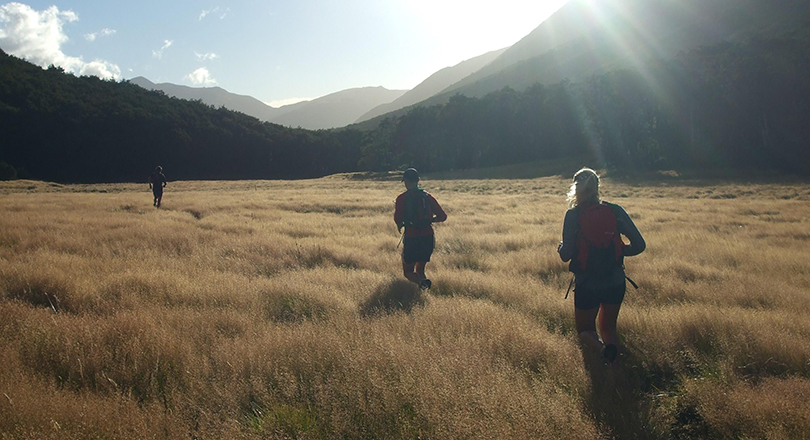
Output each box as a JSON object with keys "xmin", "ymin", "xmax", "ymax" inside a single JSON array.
[{"xmin": 567, "ymin": 167, "xmax": 600, "ymax": 208}]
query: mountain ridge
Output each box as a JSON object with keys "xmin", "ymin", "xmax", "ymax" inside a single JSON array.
[
  {"xmin": 354, "ymin": 0, "xmax": 810, "ymax": 130},
  {"xmin": 354, "ymin": 47, "xmax": 508, "ymax": 124},
  {"xmin": 129, "ymin": 76, "xmax": 283, "ymax": 122},
  {"xmin": 129, "ymin": 77, "xmax": 406, "ymax": 129},
  {"xmin": 271, "ymin": 86, "xmax": 406, "ymax": 129}
]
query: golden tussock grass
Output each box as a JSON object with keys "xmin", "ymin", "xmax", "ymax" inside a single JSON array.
[{"xmin": 1, "ymin": 176, "xmax": 809, "ymax": 439}]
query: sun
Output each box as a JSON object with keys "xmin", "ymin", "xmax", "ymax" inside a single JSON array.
[{"xmin": 406, "ymin": 0, "xmax": 569, "ymax": 61}]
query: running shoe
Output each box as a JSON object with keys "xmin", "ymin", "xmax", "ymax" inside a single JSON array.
[{"xmin": 601, "ymin": 343, "xmax": 618, "ymax": 364}]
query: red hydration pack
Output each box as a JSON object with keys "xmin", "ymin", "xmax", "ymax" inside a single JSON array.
[
  {"xmin": 569, "ymin": 202, "xmax": 625, "ymax": 277},
  {"xmin": 401, "ymin": 189, "xmax": 433, "ymax": 229}
]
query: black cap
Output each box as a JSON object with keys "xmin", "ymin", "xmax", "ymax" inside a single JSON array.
[{"xmin": 402, "ymin": 168, "xmax": 419, "ymax": 181}]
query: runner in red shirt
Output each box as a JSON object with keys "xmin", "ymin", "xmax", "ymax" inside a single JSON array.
[{"xmin": 394, "ymin": 168, "xmax": 447, "ymax": 290}]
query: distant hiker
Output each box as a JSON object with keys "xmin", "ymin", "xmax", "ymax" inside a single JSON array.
[
  {"xmin": 148, "ymin": 166, "xmax": 167, "ymax": 208},
  {"xmin": 557, "ymin": 168, "xmax": 645, "ymax": 365},
  {"xmin": 394, "ymin": 168, "xmax": 447, "ymax": 290}
]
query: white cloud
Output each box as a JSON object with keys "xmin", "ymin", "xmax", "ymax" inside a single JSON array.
[
  {"xmin": 185, "ymin": 67, "xmax": 216, "ymax": 86},
  {"xmin": 200, "ymin": 6, "xmax": 230, "ymax": 21},
  {"xmin": 80, "ymin": 59, "xmax": 121, "ymax": 78},
  {"xmin": 194, "ymin": 51, "xmax": 218, "ymax": 61},
  {"xmin": 199, "ymin": 7, "xmax": 218, "ymax": 21},
  {"xmin": 152, "ymin": 39, "xmax": 172, "ymax": 59},
  {"xmin": 84, "ymin": 27, "xmax": 115, "ymax": 42},
  {"xmin": 0, "ymin": 3, "xmax": 120, "ymax": 79}
]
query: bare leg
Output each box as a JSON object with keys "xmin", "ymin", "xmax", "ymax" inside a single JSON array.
[
  {"xmin": 597, "ymin": 303, "xmax": 622, "ymax": 347},
  {"xmin": 402, "ymin": 262, "xmax": 422, "ymax": 285},
  {"xmin": 414, "ymin": 262, "xmax": 427, "ymax": 280},
  {"xmin": 415, "ymin": 262, "xmax": 431, "ymax": 289},
  {"xmin": 575, "ymin": 307, "xmax": 604, "ymax": 352},
  {"xmin": 156, "ymin": 195, "xmax": 162, "ymax": 208}
]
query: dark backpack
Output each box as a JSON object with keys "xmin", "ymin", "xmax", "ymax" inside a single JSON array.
[
  {"xmin": 569, "ymin": 202, "xmax": 624, "ymax": 278},
  {"xmin": 401, "ymin": 189, "xmax": 432, "ymax": 229}
]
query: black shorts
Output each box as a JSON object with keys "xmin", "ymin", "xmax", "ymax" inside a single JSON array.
[
  {"xmin": 574, "ymin": 282, "xmax": 626, "ymax": 310},
  {"xmin": 402, "ymin": 235, "xmax": 435, "ymax": 264},
  {"xmin": 153, "ymin": 187, "xmax": 163, "ymax": 197}
]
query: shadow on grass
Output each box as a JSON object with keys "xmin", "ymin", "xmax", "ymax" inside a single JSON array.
[
  {"xmin": 359, "ymin": 279, "xmax": 427, "ymax": 318},
  {"xmin": 3, "ymin": 272, "xmax": 74, "ymax": 313},
  {"xmin": 581, "ymin": 346, "xmax": 686, "ymax": 440}
]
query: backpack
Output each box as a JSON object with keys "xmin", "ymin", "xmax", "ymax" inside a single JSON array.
[
  {"xmin": 401, "ymin": 189, "xmax": 432, "ymax": 229},
  {"xmin": 569, "ymin": 202, "xmax": 624, "ymax": 278}
]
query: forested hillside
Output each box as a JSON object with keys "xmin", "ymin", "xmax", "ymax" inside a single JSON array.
[
  {"xmin": 2, "ymin": 30, "xmax": 809, "ymax": 183},
  {"xmin": 426, "ymin": 0, "xmax": 810, "ymax": 106},
  {"xmin": 358, "ymin": 34, "xmax": 810, "ymax": 174},
  {"xmin": 0, "ymin": 49, "xmax": 362, "ymax": 183}
]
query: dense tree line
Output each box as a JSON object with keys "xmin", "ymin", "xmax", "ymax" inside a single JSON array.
[
  {"xmin": 359, "ymin": 33, "xmax": 810, "ymax": 174},
  {"xmin": 2, "ymin": 32, "xmax": 808, "ymax": 184},
  {"xmin": 0, "ymin": 49, "xmax": 361, "ymax": 183}
]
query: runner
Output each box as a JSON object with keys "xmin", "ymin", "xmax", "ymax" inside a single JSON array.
[
  {"xmin": 394, "ymin": 168, "xmax": 447, "ymax": 289},
  {"xmin": 148, "ymin": 166, "xmax": 167, "ymax": 208},
  {"xmin": 557, "ymin": 168, "xmax": 645, "ymax": 365}
]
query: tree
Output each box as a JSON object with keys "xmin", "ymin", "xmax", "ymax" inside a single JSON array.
[{"xmin": 0, "ymin": 161, "xmax": 17, "ymax": 180}]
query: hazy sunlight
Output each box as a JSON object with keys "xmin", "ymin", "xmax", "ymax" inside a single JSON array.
[{"xmin": 404, "ymin": 0, "xmax": 569, "ymax": 62}]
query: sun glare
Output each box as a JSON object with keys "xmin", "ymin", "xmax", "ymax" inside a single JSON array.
[{"xmin": 406, "ymin": 0, "xmax": 569, "ymax": 61}]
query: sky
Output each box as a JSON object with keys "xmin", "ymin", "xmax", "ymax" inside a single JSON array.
[{"xmin": 0, "ymin": 0, "xmax": 568, "ymax": 107}]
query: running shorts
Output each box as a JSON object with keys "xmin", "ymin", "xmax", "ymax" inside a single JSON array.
[
  {"xmin": 402, "ymin": 235, "xmax": 435, "ymax": 264},
  {"xmin": 574, "ymin": 282, "xmax": 626, "ymax": 310}
]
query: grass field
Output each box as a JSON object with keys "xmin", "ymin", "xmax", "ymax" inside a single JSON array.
[{"xmin": 1, "ymin": 174, "xmax": 810, "ymax": 439}]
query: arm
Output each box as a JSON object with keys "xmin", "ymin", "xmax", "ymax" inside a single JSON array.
[
  {"xmin": 613, "ymin": 205, "xmax": 646, "ymax": 257},
  {"xmin": 162, "ymin": 174, "xmax": 167, "ymax": 187},
  {"xmin": 558, "ymin": 209, "xmax": 578, "ymax": 262},
  {"xmin": 427, "ymin": 194, "xmax": 447, "ymax": 223},
  {"xmin": 394, "ymin": 194, "xmax": 405, "ymax": 232}
]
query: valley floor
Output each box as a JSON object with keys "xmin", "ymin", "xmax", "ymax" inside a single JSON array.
[{"xmin": 1, "ymin": 176, "xmax": 809, "ymax": 439}]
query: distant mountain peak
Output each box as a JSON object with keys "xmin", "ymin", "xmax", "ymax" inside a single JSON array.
[
  {"xmin": 354, "ymin": 47, "xmax": 508, "ymax": 124},
  {"xmin": 128, "ymin": 78, "xmax": 407, "ymax": 129}
]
